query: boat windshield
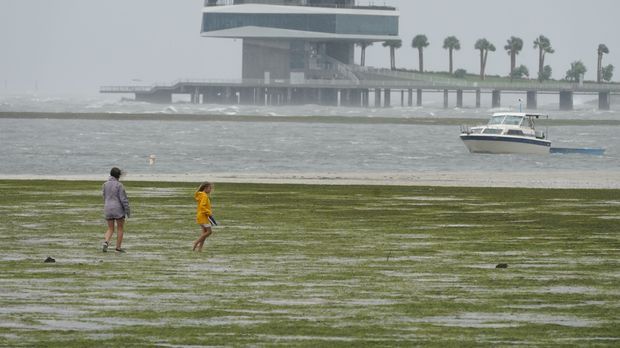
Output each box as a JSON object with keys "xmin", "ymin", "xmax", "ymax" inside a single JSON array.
[
  {"xmin": 504, "ymin": 116, "xmax": 524, "ymax": 126},
  {"xmin": 488, "ymin": 116, "xmax": 505, "ymax": 125}
]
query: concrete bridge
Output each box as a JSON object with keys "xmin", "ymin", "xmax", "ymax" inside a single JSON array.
[{"xmin": 101, "ymin": 68, "xmax": 620, "ymax": 110}]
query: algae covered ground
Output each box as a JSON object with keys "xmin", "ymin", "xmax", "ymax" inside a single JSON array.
[{"xmin": 0, "ymin": 180, "xmax": 619, "ymax": 346}]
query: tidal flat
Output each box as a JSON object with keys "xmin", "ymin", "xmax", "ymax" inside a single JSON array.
[{"xmin": 0, "ymin": 180, "xmax": 619, "ymax": 346}]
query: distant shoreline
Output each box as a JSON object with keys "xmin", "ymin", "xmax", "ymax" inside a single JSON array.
[
  {"xmin": 1, "ymin": 170, "xmax": 619, "ymax": 189},
  {"xmin": 1, "ymin": 111, "xmax": 619, "ymax": 126}
]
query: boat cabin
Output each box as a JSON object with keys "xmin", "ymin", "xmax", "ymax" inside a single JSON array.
[{"xmin": 466, "ymin": 113, "xmax": 547, "ymax": 139}]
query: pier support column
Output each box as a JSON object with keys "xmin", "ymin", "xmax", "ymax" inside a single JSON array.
[
  {"xmin": 258, "ymin": 88, "xmax": 266, "ymax": 105},
  {"xmin": 225, "ymin": 87, "xmax": 232, "ymax": 104},
  {"xmin": 374, "ymin": 88, "xmax": 381, "ymax": 107},
  {"xmin": 492, "ymin": 90, "xmax": 501, "ymax": 108},
  {"xmin": 204, "ymin": 87, "xmax": 221, "ymax": 104},
  {"xmin": 456, "ymin": 90, "xmax": 463, "ymax": 108},
  {"xmin": 384, "ymin": 89, "xmax": 391, "ymax": 108},
  {"xmin": 239, "ymin": 88, "xmax": 253, "ymax": 105},
  {"xmin": 559, "ymin": 91, "xmax": 573, "ymax": 110},
  {"xmin": 345, "ymin": 89, "xmax": 360, "ymax": 107},
  {"xmin": 363, "ymin": 89, "xmax": 370, "ymax": 107},
  {"xmin": 416, "ymin": 89, "xmax": 422, "ymax": 106},
  {"xmin": 191, "ymin": 88, "xmax": 200, "ymax": 104},
  {"xmin": 526, "ymin": 91, "xmax": 537, "ymax": 110},
  {"xmin": 475, "ymin": 89, "xmax": 481, "ymax": 108},
  {"xmin": 407, "ymin": 89, "xmax": 413, "ymax": 107},
  {"xmin": 401, "ymin": 90, "xmax": 405, "ymax": 107},
  {"xmin": 443, "ymin": 89, "xmax": 449, "ymax": 108},
  {"xmin": 598, "ymin": 91, "xmax": 610, "ymax": 110}
]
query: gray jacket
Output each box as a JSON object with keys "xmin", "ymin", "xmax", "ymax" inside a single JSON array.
[{"xmin": 103, "ymin": 176, "xmax": 131, "ymax": 219}]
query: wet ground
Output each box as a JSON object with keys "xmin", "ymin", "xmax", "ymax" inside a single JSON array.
[{"xmin": 0, "ymin": 181, "xmax": 618, "ymax": 345}]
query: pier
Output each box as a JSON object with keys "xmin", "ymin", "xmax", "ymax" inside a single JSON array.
[{"xmin": 101, "ymin": 68, "xmax": 619, "ymax": 110}]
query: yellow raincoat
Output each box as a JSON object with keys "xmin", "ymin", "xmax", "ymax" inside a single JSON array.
[{"xmin": 194, "ymin": 191, "xmax": 212, "ymax": 225}]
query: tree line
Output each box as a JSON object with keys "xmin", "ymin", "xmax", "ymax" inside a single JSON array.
[{"xmin": 357, "ymin": 36, "xmax": 614, "ymax": 83}]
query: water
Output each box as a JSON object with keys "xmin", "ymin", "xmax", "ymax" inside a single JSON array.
[
  {"xmin": 1, "ymin": 93, "xmax": 619, "ymax": 120},
  {"xmin": 0, "ymin": 95, "xmax": 618, "ymax": 176}
]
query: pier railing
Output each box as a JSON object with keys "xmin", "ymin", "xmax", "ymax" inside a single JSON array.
[
  {"xmin": 100, "ymin": 77, "xmax": 620, "ymax": 94},
  {"xmin": 350, "ymin": 66, "xmax": 620, "ymax": 92}
]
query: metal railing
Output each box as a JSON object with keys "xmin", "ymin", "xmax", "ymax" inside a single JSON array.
[
  {"xmin": 309, "ymin": 54, "xmax": 359, "ymax": 83},
  {"xmin": 204, "ymin": 0, "xmax": 395, "ymax": 10},
  {"xmin": 100, "ymin": 76, "xmax": 620, "ymax": 94},
  {"xmin": 350, "ymin": 65, "xmax": 620, "ymax": 92}
]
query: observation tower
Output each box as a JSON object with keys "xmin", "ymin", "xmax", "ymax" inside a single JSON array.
[{"xmin": 201, "ymin": 0, "xmax": 399, "ymax": 83}]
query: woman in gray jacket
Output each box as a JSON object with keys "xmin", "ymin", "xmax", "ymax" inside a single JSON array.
[{"xmin": 102, "ymin": 167, "xmax": 131, "ymax": 253}]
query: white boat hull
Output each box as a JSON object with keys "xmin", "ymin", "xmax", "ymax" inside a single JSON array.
[{"xmin": 460, "ymin": 134, "xmax": 551, "ymax": 155}]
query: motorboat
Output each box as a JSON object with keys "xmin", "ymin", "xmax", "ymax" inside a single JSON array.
[{"xmin": 460, "ymin": 112, "xmax": 551, "ymax": 155}]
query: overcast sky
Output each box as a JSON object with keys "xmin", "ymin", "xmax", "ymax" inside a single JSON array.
[{"xmin": 1, "ymin": 0, "xmax": 618, "ymax": 96}]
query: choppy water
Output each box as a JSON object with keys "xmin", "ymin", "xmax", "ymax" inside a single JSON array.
[{"xmin": 0, "ymin": 95, "xmax": 618, "ymax": 176}]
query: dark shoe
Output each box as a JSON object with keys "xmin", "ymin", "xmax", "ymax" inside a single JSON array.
[
  {"xmin": 102, "ymin": 241, "xmax": 109, "ymax": 253},
  {"xmin": 115, "ymin": 248, "xmax": 126, "ymax": 253}
]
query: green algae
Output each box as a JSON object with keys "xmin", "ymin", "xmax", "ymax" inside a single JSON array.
[{"xmin": 0, "ymin": 180, "xmax": 618, "ymax": 346}]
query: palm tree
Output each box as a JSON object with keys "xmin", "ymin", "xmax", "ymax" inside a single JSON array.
[
  {"xmin": 504, "ymin": 36, "xmax": 524, "ymax": 80},
  {"xmin": 566, "ymin": 61, "xmax": 587, "ymax": 82},
  {"xmin": 411, "ymin": 35, "xmax": 430, "ymax": 72},
  {"xmin": 533, "ymin": 35, "xmax": 554, "ymax": 82},
  {"xmin": 601, "ymin": 64, "xmax": 614, "ymax": 82},
  {"xmin": 382, "ymin": 40, "xmax": 402, "ymax": 70},
  {"xmin": 443, "ymin": 36, "xmax": 461, "ymax": 74},
  {"xmin": 474, "ymin": 38, "xmax": 496, "ymax": 80},
  {"xmin": 597, "ymin": 44, "xmax": 610, "ymax": 83},
  {"xmin": 357, "ymin": 41, "xmax": 373, "ymax": 67}
]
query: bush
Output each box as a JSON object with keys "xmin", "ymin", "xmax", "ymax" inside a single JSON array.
[{"xmin": 454, "ymin": 69, "xmax": 467, "ymax": 78}]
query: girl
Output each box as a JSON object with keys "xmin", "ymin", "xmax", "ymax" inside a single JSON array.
[
  {"xmin": 102, "ymin": 167, "xmax": 130, "ymax": 253},
  {"xmin": 193, "ymin": 181, "xmax": 216, "ymax": 252}
]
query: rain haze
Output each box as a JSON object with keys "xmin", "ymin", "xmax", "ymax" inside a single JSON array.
[{"xmin": 0, "ymin": 0, "xmax": 618, "ymax": 96}]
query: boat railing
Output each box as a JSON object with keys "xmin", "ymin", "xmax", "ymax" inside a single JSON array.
[
  {"xmin": 535, "ymin": 130, "xmax": 546, "ymax": 139},
  {"xmin": 460, "ymin": 125, "xmax": 473, "ymax": 134}
]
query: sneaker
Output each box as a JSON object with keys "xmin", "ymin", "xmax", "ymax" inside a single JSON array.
[
  {"xmin": 115, "ymin": 248, "xmax": 126, "ymax": 253},
  {"xmin": 102, "ymin": 241, "xmax": 109, "ymax": 253}
]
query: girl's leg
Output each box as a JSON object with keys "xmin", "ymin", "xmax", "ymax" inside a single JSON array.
[
  {"xmin": 193, "ymin": 226, "xmax": 211, "ymax": 251},
  {"xmin": 116, "ymin": 218, "xmax": 125, "ymax": 250},
  {"xmin": 193, "ymin": 225, "xmax": 208, "ymax": 251},
  {"xmin": 196, "ymin": 227, "xmax": 212, "ymax": 252}
]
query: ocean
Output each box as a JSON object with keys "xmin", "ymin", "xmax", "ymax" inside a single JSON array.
[{"xmin": 0, "ymin": 94, "xmax": 618, "ymax": 177}]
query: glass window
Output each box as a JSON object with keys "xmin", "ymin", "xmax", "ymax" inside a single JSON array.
[
  {"xmin": 504, "ymin": 116, "xmax": 524, "ymax": 126},
  {"xmin": 482, "ymin": 128, "xmax": 502, "ymax": 134},
  {"xmin": 488, "ymin": 116, "xmax": 504, "ymax": 125},
  {"xmin": 506, "ymin": 130, "xmax": 524, "ymax": 136},
  {"xmin": 203, "ymin": 13, "xmax": 397, "ymax": 36}
]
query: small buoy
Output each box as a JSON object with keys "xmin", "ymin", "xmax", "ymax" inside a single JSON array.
[
  {"xmin": 44, "ymin": 257, "xmax": 56, "ymax": 263},
  {"xmin": 496, "ymin": 263, "xmax": 508, "ymax": 268}
]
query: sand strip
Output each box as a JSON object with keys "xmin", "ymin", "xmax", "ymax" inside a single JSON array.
[{"xmin": 1, "ymin": 171, "xmax": 618, "ymax": 189}]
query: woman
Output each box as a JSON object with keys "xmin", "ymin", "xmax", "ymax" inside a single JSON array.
[{"xmin": 102, "ymin": 167, "xmax": 131, "ymax": 253}]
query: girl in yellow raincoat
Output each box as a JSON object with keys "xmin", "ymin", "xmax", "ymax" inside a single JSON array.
[{"xmin": 193, "ymin": 182, "xmax": 216, "ymax": 251}]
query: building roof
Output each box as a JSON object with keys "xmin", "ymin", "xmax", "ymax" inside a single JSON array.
[
  {"xmin": 201, "ymin": 25, "xmax": 398, "ymax": 41},
  {"xmin": 202, "ymin": 4, "xmax": 399, "ymax": 17}
]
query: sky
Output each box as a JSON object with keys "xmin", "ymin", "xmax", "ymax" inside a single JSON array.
[{"xmin": 0, "ymin": 0, "xmax": 618, "ymax": 96}]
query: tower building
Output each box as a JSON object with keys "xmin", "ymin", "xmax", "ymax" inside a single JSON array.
[{"xmin": 201, "ymin": 0, "xmax": 399, "ymax": 82}]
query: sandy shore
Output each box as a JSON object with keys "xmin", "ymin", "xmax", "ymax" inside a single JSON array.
[{"xmin": 1, "ymin": 170, "xmax": 618, "ymax": 189}]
